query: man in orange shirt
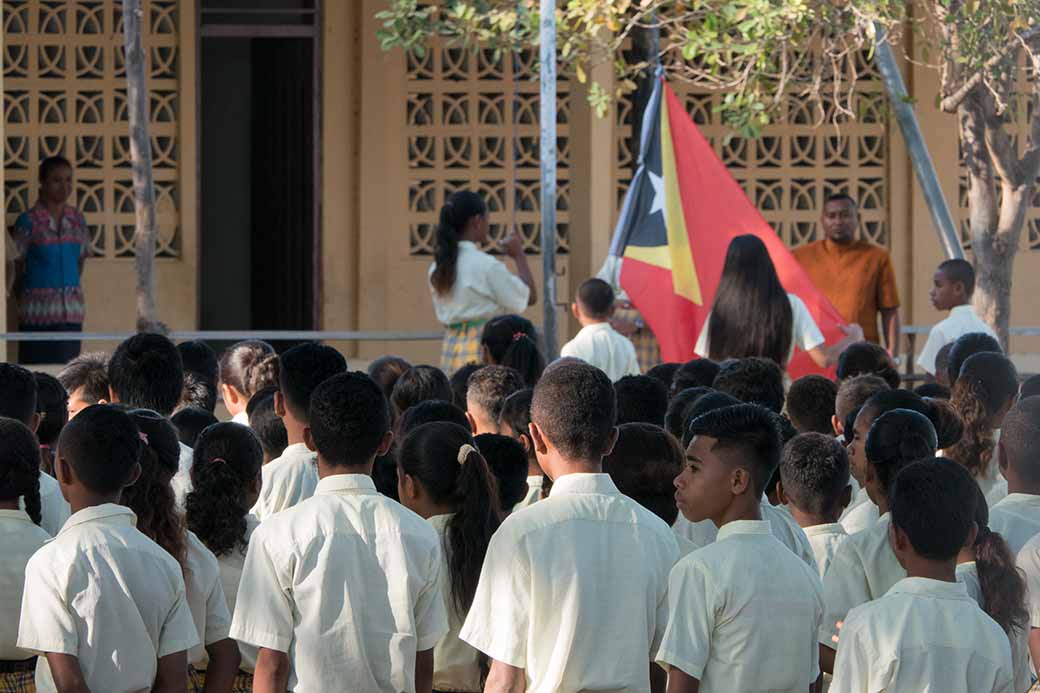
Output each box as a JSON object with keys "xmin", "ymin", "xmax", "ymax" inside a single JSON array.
[{"xmin": 794, "ymin": 194, "xmax": 901, "ymax": 357}]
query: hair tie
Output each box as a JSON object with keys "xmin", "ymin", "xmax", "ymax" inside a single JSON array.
[
  {"xmin": 512, "ymin": 332, "xmax": 526, "ymax": 342},
  {"xmin": 458, "ymin": 443, "xmax": 477, "ymax": 465},
  {"xmin": 139, "ymin": 431, "xmax": 149, "ymax": 445},
  {"xmin": 211, "ymin": 457, "xmax": 228, "ymax": 465}
]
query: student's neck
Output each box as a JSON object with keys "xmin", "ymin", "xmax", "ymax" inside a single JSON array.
[
  {"xmin": 316, "ymin": 457, "xmax": 373, "ymax": 479},
  {"xmin": 470, "ymin": 416, "xmax": 498, "ymax": 436},
  {"xmin": 526, "ymin": 456, "xmax": 542, "ymax": 477},
  {"xmin": 68, "ymin": 491, "xmax": 123, "ymax": 515},
  {"xmin": 578, "ymin": 317, "xmax": 609, "ymax": 328},
  {"xmin": 956, "ymin": 545, "xmax": 977, "ymax": 566},
  {"xmin": 1005, "ymin": 473, "xmax": 1040, "ymax": 496},
  {"xmin": 711, "ymin": 494, "xmax": 762, "ymax": 529},
  {"xmin": 282, "ymin": 413, "xmax": 308, "ymax": 446},
  {"xmin": 948, "ymin": 299, "xmax": 970, "ymax": 312},
  {"xmin": 788, "ymin": 505, "xmax": 839, "ymax": 530},
  {"xmin": 903, "ymin": 556, "xmax": 958, "ymax": 583},
  {"xmin": 546, "ymin": 455, "xmax": 601, "ymax": 477}
]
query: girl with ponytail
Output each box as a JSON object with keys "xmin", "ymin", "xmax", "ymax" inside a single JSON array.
[
  {"xmin": 429, "ymin": 191, "xmax": 537, "ymax": 375},
  {"xmin": 397, "ymin": 421, "xmax": 503, "ymax": 692},
  {"xmin": 480, "ymin": 314, "xmax": 545, "ymax": 387},
  {"xmin": 219, "ymin": 340, "xmax": 279, "ymax": 425}
]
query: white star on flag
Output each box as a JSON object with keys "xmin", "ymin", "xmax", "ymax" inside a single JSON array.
[{"xmin": 648, "ymin": 169, "xmax": 665, "ymax": 218}]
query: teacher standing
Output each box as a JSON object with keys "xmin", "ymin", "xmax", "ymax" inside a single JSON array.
[
  {"xmin": 10, "ymin": 156, "xmax": 88, "ymax": 364},
  {"xmin": 429, "ymin": 191, "xmax": 537, "ymax": 374}
]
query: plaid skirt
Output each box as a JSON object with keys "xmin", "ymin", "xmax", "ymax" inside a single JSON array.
[
  {"xmin": 440, "ymin": 320, "xmax": 485, "ymax": 375},
  {"xmin": 614, "ymin": 306, "xmax": 661, "ymax": 372},
  {"xmin": 0, "ymin": 671, "xmax": 34, "ymax": 693},
  {"xmin": 188, "ymin": 667, "xmax": 253, "ymax": 693}
]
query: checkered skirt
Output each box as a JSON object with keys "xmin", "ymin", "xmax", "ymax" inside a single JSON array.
[
  {"xmin": 440, "ymin": 320, "xmax": 485, "ymax": 375},
  {"xmin": 188, "ymin": 667, "xmax": 253, "ymax": 693},
  {"xmin": 0, "ymin": 671, "xmax": 34, "ymax": 693},
  {"xmin": 613, "ymin": 306, "xmax": 661, "ymax": 372}
]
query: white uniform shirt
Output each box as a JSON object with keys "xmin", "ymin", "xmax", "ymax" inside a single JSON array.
[
  {"xmin": 559, "ymin": 323, "xmax": 640, "ymax": 382},
  {"xmin": 250, "ymin": 442, "xmax": 319, "ymax": 521},
  {"xmin": 36, "ymin": 472, "xmax": 70, "ymax": 536},
  {"xmin": 820, "ymin": 513, "xmax": 906, "ymax": 649},
  {"xmin": 429, "ymin": 241, "xmax": 530, "ymax": 325},
  {"xmin": 428, "ymin": 514, "xmax": 482, "ymax": 693},
  {"xmin": 460, "ymin": 473, "xmax": 679, "ymax": 693},
  {"xmin": 672, "ymin": 515, "xmax": 717, "ymax": 552},
  {"xmin": 831, "ymin": 577, "xmax": 1013, "ymax": 693},
  {"xmin": 671, "ymin": 502, "xmax": 817, "ymax": 568},
  {"xmin": 804, "ymin": 523, "xmax": 849, "ymax": 579},
  {"xmin": 0, "ymin": 509, "xmax": 50, "ymax": 660},
  {"xmin": 1016, "ymin": 533, "xmax": 1040, "ymax": 627},
  {"xmin": 172, "ymin": 442, "xmax": 194, "ymax": 510},
  {"xmin": 989, "ymin": 493, "xmax": 1040, "ymax": 556},
  {"xmin": 185, "ymin": 531, "xmax": 232, "ymax": 667},
  {"xmin": 839, "ymin": 493, "xmax": 879, "ymax": 536},
  {"xmin": 17, "ymin": 504, "xmax": 199, "ymax": 693},
  {"xmin": 512, "ymin": 476, "xmax": 542, "ymax": 512},
  {"xmin": 694, "ymin": 293, "xmax": 825, "ymax": 366},
  {"xmin": 230, "ymin": 474, "xmax": 448, "ymax": 693},
  {"xmin": 216, "ymin": 515, "xmax": 260, "ymax": 672},
  {"xmin": 838, "ymin": 480, "xmax": 866, "ymax": 521},
  {"xmin": 979, "ymin": 453, "xmax": 1008, "ymax": 507},
  {"xmin": 232, "ymin": 411, "xmax": 249, "ymax": 426},
  {"xmin": 655, "ymin": 520, "xmax": 824, "ymax": 692},
  {"xmin": 917, "ymin": 305, "xmax": 997, "ymax": 375}
]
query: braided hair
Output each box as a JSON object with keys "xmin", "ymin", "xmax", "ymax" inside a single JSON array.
[{"xmin": 0, "ymin": 418, "xmax": 42, "ymax": 525}]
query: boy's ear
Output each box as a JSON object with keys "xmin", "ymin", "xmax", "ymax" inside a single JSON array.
[
  {"xmin": 124, "ymin": 461, "xmax": 142, "ymax": 489},
  {"xmin": 997, "ymin": 440, "xmax": 1010, "ymax": 476},
  {"xmin": 274, "ymin": 391, "xmax": 287, "ymax": 419},
  {"xmin": 776, "ymin": 480, "xmax": 789, "ymax": 506},
  {"xmin": 839, "ymin": 482, "xmax": 853, "ymax": 511},
  {"xmin": 570, "ymin": 302, "xmax": 580, "ymax": 320},
  {"xmin": 376, "ymin": 430, "xmax": 394, "ymax": 458},
  {"xmin": 601, "ymin": 426, "xmax": 619, "ymax": 458},
  {"xmin": 108, "ymin": 386, "xmax": 119, "ymax": 404},
  {"xmin": 832, "ymin": 415, "xmax": 843, "ymax": 437},
  {"xmin": 55, "ymin": 455, "xmax": 74, "ymax": 487},
  {"xmin": 400, "ymin": 471, "xmax": 419, "ymax": 501},
  {"xmin": 889, "ymin": 521, "xmax": 911, "ymax": 555},
  {"xmin": 30, "ymin": 412, "xmax": 41, "ymax": 434},
  {"xmin": 302, "ymin": 425, "xmax": 316, "ymax": 453},
  {"xmin": 518, "ymin": 432, "xmax": 532, "ymax": 454},
  {"xmin": 529, "ymin": 421, "xmax": 550, "ymax": 456},
  {"xmin": 465, "ymin": 411, "xmax": 477, "ymax": 434},
  {"xmin": 730, "ymin": 466, "xmax": 752, "ymax": 496}
]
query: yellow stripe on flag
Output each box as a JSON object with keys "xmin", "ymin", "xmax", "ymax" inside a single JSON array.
[
  {"xmin": 660, "ymin": 101, "xmax": 702, "ymax": 305},
  {"xmin": 623, "ymin": 244, "xmax": 672, "ymax": 269}
]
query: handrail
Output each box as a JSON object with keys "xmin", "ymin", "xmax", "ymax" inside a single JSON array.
[{"xmin": 0, "ymin": 330, "xmax": 443, "ymax": 342}]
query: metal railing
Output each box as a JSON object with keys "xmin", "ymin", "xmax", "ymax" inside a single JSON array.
[
  {"xmin": 0, "ymin": 330, "xmax": 444, "ymax": 342},
  {"xmin": 900, "ymin": 325, "xmax": 1040, "ymax": 383}
]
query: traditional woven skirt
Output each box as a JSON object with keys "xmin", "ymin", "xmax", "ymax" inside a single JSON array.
[
  {"xmin": 0, "ymin": 671, "xmax": 34, "ymax": 693},
  {"xmin": 440, "ymin": 320, "xmax": 486, "ymax": 374},
  {"xmin": 614, "ymin": 305, "xmax": 661, "ymax": 372},
  {"xmin": 189, "ymin": 667, "xmax": 254, "ymax": 693}
]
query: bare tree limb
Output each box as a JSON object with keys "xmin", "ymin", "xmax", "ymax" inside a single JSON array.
[{"xmin": 940, "ymin": 25, "xmax": 1040, "ymax": 112}]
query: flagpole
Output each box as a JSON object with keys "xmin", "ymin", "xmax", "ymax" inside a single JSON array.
[{"xmin": 539, "ymin": 0, "xmax": 559, "ymax": 360}]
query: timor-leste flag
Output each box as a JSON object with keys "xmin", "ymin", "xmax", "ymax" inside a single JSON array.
[{"xmin": 609, "ymin": 75, "xmax": 845, "ymax": 378}]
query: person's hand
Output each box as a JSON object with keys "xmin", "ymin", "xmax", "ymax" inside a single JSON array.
[
  {"xmin": 840, "ymin": 323, "xmax": 864, "ymax": 343},
  {"xmin": 831, "ymin": 620, "xmax": 843, "ymax": 647},
  {"xmin": 498, "ymin": 233, "xmax": 525, "ymax": 259},
  {"xmin": 610, "ymin": 317, "xmax": 639, "ymax": 336}
]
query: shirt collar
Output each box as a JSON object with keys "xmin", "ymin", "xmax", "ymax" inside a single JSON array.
[
  {"xmin": 579, "ymin": 322, "xmax": 612, "ymax": 333},
  {"xmin": 458, "ymin": 240, "xmax": 478, "ymax": 252},
  {"xmin": 716, "ymin": 519, "xmax": 772, "ymax": 542},
  {"xmin": 59, "ymin": 503, "xmax": 137, "ymax": 536},
  {"xmin": 315, "ymin": 473, "xmax": 378, "ymax": 496},
  {"xmin": 428, "ymin": 513, "xmax": 455, "ymax": 531},
  {"xmin": 996, "ymin": 493, "xmax": 1040, "ymax": 509},
  {"xmin": 526, "ymin": 475, "xmax": 542, "ymax": 488},
  {"xmin": 0, "ymin": 508, "xmax": 36, "ymax": 525},
  {"xmin": 547, "ymin": 473, "xmax": 620, "ymax": 498},
  {"xmin": 887, "ymin": 576, "xmax": 971, "ymax": 600},
  {"xmin": 280, "ymin": 442, "xmax": 313, "ymax": 458},
  {"xmin": 802, "ymin": 522, "xmax": 846, "ymax": 538},
  {"xmin": 949, "ymin": 305, "xmax": 976, "ymax": 317}
]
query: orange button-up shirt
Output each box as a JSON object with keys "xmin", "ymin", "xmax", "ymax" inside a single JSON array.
[{"xmin": 793, "ymin": 239, "xmax": 900, "ymax": 344}]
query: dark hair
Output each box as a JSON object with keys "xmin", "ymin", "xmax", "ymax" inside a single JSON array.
[
  {"xmin": 108, "ymin": 333, "xmax": 184, "ymax": 416},
  {"xmin": 170, "ymin": 407, "xmax": 219, "ymax": 448},
  {"xmin": 177, "ymin": 341, "xmax": 219, "ymax": 382},
  {"xmin": 450, "ymin": 363, "xmax": 483, "ymax": 410},
  {"xmin": 368, "ymin": 356, "xmax": 413, "ymax": 401},
  {"xmin": 712, "ymin": 357, "xmax": 785, "ymax": 414},
  {"xmin": 186, "ymin": 423, "xmax": 264, "ymax": 558},
  {"xmin": 603, "ymin": 422, "xmax": 683, "ymax": 525},
  {"xmin": 681, "ymin": 392, "xmax": 742, "ymax": 447},
  {"xmin": 399, "ymin": 423, "xmax": 501, "ymax": 612},
  {"xmin": 466, "ymin": 366, "xmax": 525, "ymax": 422},
  {"xmin": 671, "ymin": 359, "xmax": 720, "ymax": 395},
  {"xmin": 646, "ymin": 363, "xmax": 681, "ymax": 391},
  {"xmin": 481, "ymin": 315, "xmax": 545, "ymax": 387},
  {"xmin": 57, "ymin": 352, "xmax": 110, "ymax": 405},
  {"xmin": 498, "ymin": 388, "xmax": 533, "ymax": 442},
  {"xmin": 835, "ymin": 374, "xmax": 890, "ymax": 422},
  {"xmin": 780, "ymin": 433, "xmax": 850, "ymax": 516},
  {"xmin": 431, "ymin": 191, "xmax": 487, "ymax": 295},
  {"xmin": 843, "ymin": 407, "xmax": 861, "ymax": 446},
  {"xmin": 123, "ymin": 409, "xmax": 186, "ymax": 569},
  {"xmin": 948, "ymin": 352, "xmax": 1018, "ymax": 480},
  {"xmin": 665, "ymin": 387, "xmax": 715, "ymax": 440},
  {"xmin": 913, "ymin": 382, "xmax": 951, "ymax": 400},
  {"xmin": 474, "ymin": 433, "xmax": 528, "ymax": 510},
  {"xmin": 576, "ymin": 278, "xmax": 615, "ymax": 319},
  {"xmin": 397, "ymin": 400, "xmax": 471, "ymax": 438},
  {"xmin": 1021, "ymin": 375, "xmax": 1040, "ymax": 401},
  {"xmin": 531, "ymin": 360, "xmax": 616, "ymax": 460},
  {"xmin": 861, "ymin": 389, "xmax": 959, "ymax": 450},
  {"xmin": 279, "ymin": 343, "xmax": 347, "ymax": 422},
  {"xmin": 33, "ymin": 371, "xmax": 68, "ymax": 445},
  {"xmin": 0, "ymin": 418, "xmax": 43, "ymax": 525},
  {"xmin": 391, "ymin": 365, "xmax": 453, "ymax": 418},
  {"xmin": 836, "ymin": 342, "xmax": 900, "ymax": 389},
  {"xmin": 706, "ymin": 236, "xmax": 793, "ymax": 366},
  {"xmin": 373, "ymin": 456, "xmax": 400, "ymax": 502},
  {"xmin": 309, "ymin": 372, "xmax": 390, "ymax": 466},
  {"xmin": 180, "ymin": 372, "xmax": 217, "ymax": 414},
  {"xmin": 824, "ymin": 193, "xmax": 858, "ymax": 210},
  {"xmin": 865, "ymin": 409, "xmax": 938, "ymax": 496},
  {"xmin": 245, "ymin": 386, "xmax": 288, "ymax": 461},
  {"xmin": 890, "ymin": 458, "xmax": 977, "ymax": 562},
  {"xmin": 0, "ymin": 363, "xmax": 38, "ymax": 426},
  {"xmin": 935, "ymin": 343, "xmax": 954, "ymax": 383},
  {"xmin": 57, "ymin": 404, "xmax": 142, "ymax": 495},
  {"xmin": 947, "ymin": 332, "xmax": 1001, "ymax": 387},
  {"xmin": 938, "ymin": 258, "xmax": 976, "ymax": 297},
  {"xmin": 966, "ymin": 482, "xmax": 1029, "ymax": 634},
  {"xmin": 39, "ymin": 155, "xmax": 72, "ymax": 184},
  {"xmin": 1002, "ymin": 397, "xmax": 1040, "ymax": 485},
  {"xmin": 686, "ymin": 403, "xmax": 783, "ymax": 497},
  {"xmin": 786, "ymin": 375, "xmax": 838, "ymax": 435},
  {"xmin": 219, "ymin": 340, "xmax": 279, "ymax": 399},
  {"xmin": 615, "ymin": 375, "xmax": 669, "ymax": 426}
]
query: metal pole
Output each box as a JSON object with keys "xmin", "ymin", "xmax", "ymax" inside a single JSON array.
[
  {"xmin": 873, "ymin": 25, "xmax": 964, "ymax": 260},
  {"xmin": 539, "ymin": 0, "xmax": 559, "ymax": 359}
]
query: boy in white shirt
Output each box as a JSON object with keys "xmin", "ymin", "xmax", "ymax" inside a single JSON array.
[
  {"xmin": 460, "ymin": 360, "xmax": 679, "ymax": 692},
  {"xmin": 231, "ymin": 372, "xmax": 448, "ymax": 693},
  {"xmin": 917, "ymin": 259, "xmax": 997, "ymax": 376},
  {"xmin": 250, "ymin": 343, "xmax": 346, "ymax": 520},
  {"xmin": 778, "ymin": 433, "xmax": 852, "ymax": 578},
  {"xmin": 657, "ymin": 403, "xmax": 824, "ymax": 693},
  {"xmin": 17, "ymin": 405, "xmax": 199, "ymax": 692},
  {"xmin": 990, "ymin": 397, "xmax": 1040, "ymax": 555},
  {"xmin": 465, "ymin": 365, "xmax": 524, "ymax": 435},
  {"xmin": 560, "ymin": 278, "xmax": 640, "ymax": 382},
  {"xmin": 498, "ymin": 388, "xmax": 543, "ymax": 511},
  {"xmin": 831, "ymin": 459, "xmax": 1013, "ymax": 692}
]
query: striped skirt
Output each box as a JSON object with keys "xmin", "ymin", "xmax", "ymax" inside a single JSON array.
[
  {"xmin": 189, "ymin": 667, "xmax": 253, "ymax": 693},
  {"xmin": 614, "ymin": 305, "xmax": 661, "ymax": 372},
  {"xmin": 440, "ymin": 320, "xmax": 486, "ymax": 375},
  {"xmin": 0, "ymin": 671, "xmax": 34, "ymax": 693}
]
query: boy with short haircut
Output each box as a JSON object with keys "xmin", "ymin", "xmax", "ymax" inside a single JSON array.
[
  {"xmin": 658, "ymin": 404, "xmax": 824, "ymax": 692},
  {"xmin": 246, "ymin": 385, "xmax": 288, "ymax": 464},
  {"xmin": 560, "ymin": 278, "xmax": 640, "ymax": 382},
  {"xmin": 177, "ymin": 340, "xmax": 219, "ymax": 413},
  {"xmin": 498, "ymin": 388, "xmax": 542, "ymax": 510},
  {"xmin": 615, "ymin": 374, "xmax": 669, "ymax": 426},
  {"xmin": 831, "ymin": 459, "xmax": 1013, "ymax": 692},
  {"xmin": 465, "ymin": 365, "xmax": 524, "ymax": 435},
  {"xmin": 833, "ymin": 374, "xmax": 890, "ymax": 438},
  {"xmin": 231, "ymin": 373, "xmax": 447, "ymax": 693},
  {"xmin": 787, "ymin": 375, "xmax": 839, "ymax": 435},
  {"xmin": 56, "ymin": 352, "xmax": 109, "ymax": 419},
  {"xmin": 17, "ymin": 405, "xmax": 199, "ymax": 692},
  {"xmin": 460, "ymin": 361, "xmax": 679, "ymax": 691},
  {"xmin": 917, "ymin": 259, "xmax": 997, "ymax": 377},
  {"xmin": 778, "ymin": 433, "xmax": 853, "ymax": 577},
  {"xmin": 712, "ymin": 357, "xmax": 785, "ymax": 414},
  {"xmin": 989, "ymin": 397, "xmax": 1040, "ymax": 555},
  {"xmin": 475, "ymin": 433, "xmax": 530, "ymax": 512},
  {"xmin": 250, "ymin": 343, "xmax": 346, "ymax": 520}
]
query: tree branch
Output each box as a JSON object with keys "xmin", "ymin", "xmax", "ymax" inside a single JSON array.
[{"xmin": 940, "ymin": 25, "xmax": 1040, "ymax": 113}]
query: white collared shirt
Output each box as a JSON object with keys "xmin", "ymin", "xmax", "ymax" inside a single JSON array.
[
  {"xmin": 820, "ymin": 513, "xmax": 906, "ymax": 650},
  {"xmin": 185, "ymin": 531, "xmax": 232, "ymax": 667},
  {"xmin": 839, "ymin": 491, "xmax": 879, "ymax": 536},
  {"xmin": 559, "ymin": 322, "xmax": 640, "ymax": 382},
  {"xmin": 0, "ymin": 509, "xmax": 50, "ymax": 660},
  {"xmin": 989, "ymin": 493, "xmax": 1040, "ymax": 556},
  {"xmin": 916, "ymin": 305, "xmax": 997, "ymax": 375},
  {"xmin": 512, "ymin": 476, "xmax": 542, "ymax": 512},
  {"xmin": 428, "ymin": 514, "xmax": 482, "ymax": 692},
  {"xmin": 460, "ymin": 473, "xmax": 679, "ymax": 693},
  {"xmin": 670, "ymin": 502, "xmax": 818, "ymax": 569},
  {"xmin": 804, "ymin": 523, "xmax": 849, "ymax": 579},
  {"xmin": 672, "ymin": 515, "xmax": 717, "ymax": 552},
  {"xmin": 35, "ymin": 472, "xmax": 70, "ymax": 536},
  {"xmin": 694, "ymin": 293, "xmax": 824, "ymax": 367},
  {"xmin": 250, "ymin": 442, "xmax": 319, "ymax": 521},
  {"xmin": 232, "ymin": 411, "xmax": 249, "ymax": 426},
  {"xmin": 1015, "ymin": 533, "xmax": 1040, "ymax": 627},
  {"xmin": 17, "ymin": 504, "xmax": 198, "ymax": 693},
  {"xmin": 216, "ymin": 514, "xmax": 260, "ymax": 672},
  {"xmin": 230, "ymin": 474, "xmax": 448, "ymax": 693},
  {"xmin": 429, "ymin": 241, "xmax": 530, "ymax": 326},
  {"xmin": 655, "ymin": 520, "xmax": 824, "ymax": 692},
  {"xmin": 838, "ymin": 477, "xmax": 865, "ymax": 521},
  {"xmin": 172, "ymin": 441, "xmax": 194, "ymax": 510},
  {"xmin": 831, "ymin": 577, "xmax": 1013, "ymax": 693}
]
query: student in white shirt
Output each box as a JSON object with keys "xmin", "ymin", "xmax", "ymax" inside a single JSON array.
[
  {"xmin": 658, "ymin": 404, "xmax": 824, "ymax": 692},
  {"xmin": 397, "ymin": 421, "xmax": 503, "ymax": 693},
  {"xmin": 917, "ymin": 259, "xmax": 998, "ymax": 376},
  {"xmin": 778, "ymin": 433, "xmax": 853, "ymax": 578},
  {"xmin": 0, "ymin": 419, "xmax": 52, "ymax": 691},
  {"xmin": 832, "ymin": 375, "xmax": 890, "ymax": 527},
  {"xmin": 251, "ymin": 343, "xmax": 346, "ymax": 521},
  {"xmin": 460, "ymin": 360, "xmax": 679, "ymax": 692},
  {"xmin": 55, "ymin": 351, "xmax": 110, "ymax": 420},
  {"xmin": 831, "ymin": 459, "xmax": 1014, "ymax": 693},
  {"xmin": 560, "ymin": 278, "xmax": 640, "ymax": 381},
  {"xmin": 17, "ymin": 405, "xmax": 199, "ymax": 693},
  {"xmin": 786, "ymin": 374, "xmax": 839, "ymax": 435},
  {"xmin": 498, "ymin": 389, "xmax": 543, "ymax": 511},
  {"xmin": 185, "ymin": 422, "xmax": 266, "ymax": 692},
  {"xmin": 465, "ymin": 365, "xmax": 524, "ymax": 435},
  {"xmin": 218, "ymin": 340, "xmax": 278, "ymax": 426},
  {"xmin": 231, "ymin": 372, "xmax": 448, "ymax": 693},
  {"xmin": 429, "ymin": 191, "xmax": 537, "ymax": 374},
  {"xmin": 990, "ymin": 397, "xmax": 1040, "ymax": 554},
  {"xmin": 1016, "ymin": 533, "xmax": 1040, "ymax": 677}
]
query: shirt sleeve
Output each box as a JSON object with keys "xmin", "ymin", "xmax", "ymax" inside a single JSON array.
[
  {"xmin": 159, "ymin": 581, "xmax": 203, "ymax": 658},
  {"xmin": 915, "ymin": 325, "xmax": 945, "ymax": 376},
  {"xmin": 11, "ymin": 213, "xmax": 32, "ymax": 258},
  {"xmin": 654, "ymin": 559, "xmax": 715, "ymax": 680},
  {"xmin": 819, "ymin": 541, "xmax": 871, "ymax": 649},
  {"xmin": 229, "ymin": 530, "xmax": 295, "ymax": 653},
  {"xmin": 876, "ymin": 253, "xmax": 900, "ymax": 311},
  {"xmin": 652, "ymin": 537, "xmax": 682, "ymax": 655},
  {"xmin": 1016, "ymin": 541, "xmax": 1040, "ymax": 627},
  {"xmin": 790, "ymin": 295, "xmax": 825, "ymax": 352},
  {"xmin": 414, "ymin": 541, "xmax": 450, "ymax": 652},
  {"xmin": 203, "ymin": 572, "xmax": 233, "ymax": 645},
  {"xmin": 483, "ymin": 258, "xmax": 530, "ymax": 315},
  {"xmin": 829, "ymin": 615, "xmax": 876, "ymax": 693},
  {"xmin": 16, "ymin": 551, "xmax": 79, "ymax": 656}
]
